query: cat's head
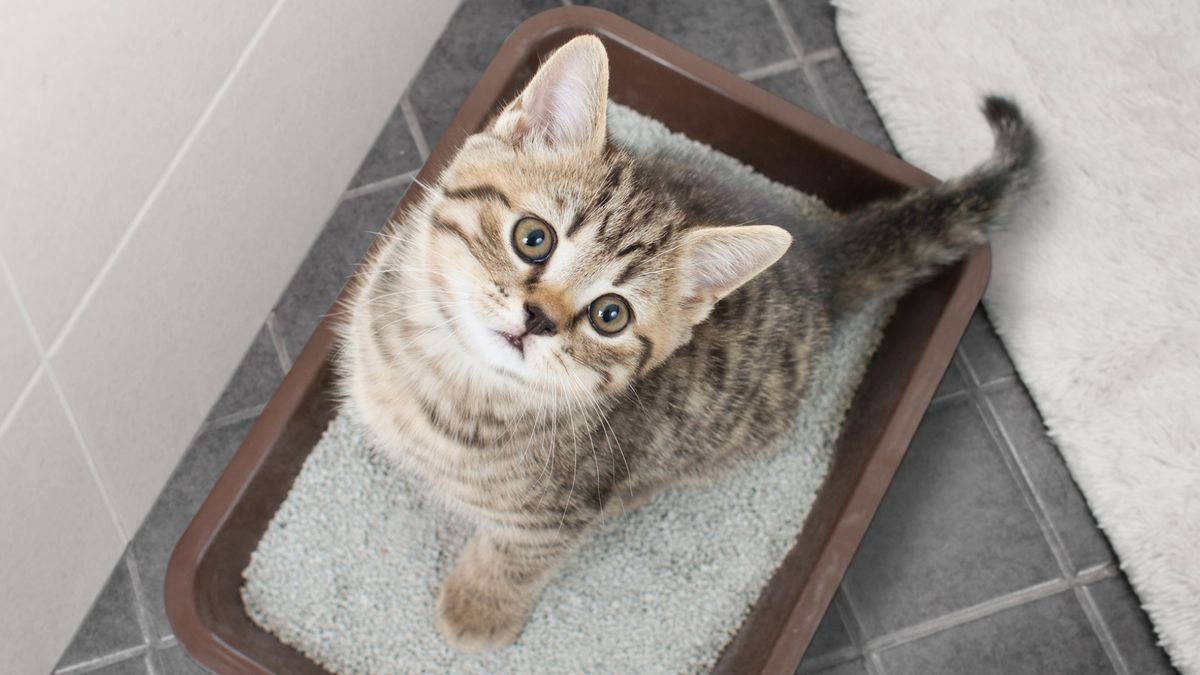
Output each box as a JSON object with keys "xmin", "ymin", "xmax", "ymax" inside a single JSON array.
[{"xmin": 383, "ymin": 36, "xmax": 790, "ymax": 399}]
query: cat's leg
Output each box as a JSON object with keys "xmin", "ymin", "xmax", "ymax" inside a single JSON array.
[
  {"xmin": 598, "ymin": 479, "xmax": 662, "ymax": 519},
  {"xmin": 436, "ymin": 524, "xmax": 580, "ymax": 651}
]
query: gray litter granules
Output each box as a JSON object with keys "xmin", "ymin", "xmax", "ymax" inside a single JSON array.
[{"xmin": 241, "ymin": 104, "xmax": 895, "ymax": 674}]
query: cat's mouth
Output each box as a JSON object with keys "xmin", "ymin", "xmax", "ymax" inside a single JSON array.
[{"xmin": 494, "ymin": 330, "xmax": 526, "ymax": 357}]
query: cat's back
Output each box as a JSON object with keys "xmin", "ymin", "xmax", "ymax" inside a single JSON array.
[{"xmin": 611, "ymin": 149, "xmax": 833, "ymax": 474}]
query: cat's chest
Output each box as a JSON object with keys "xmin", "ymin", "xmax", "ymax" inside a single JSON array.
[{"xmin": 353, "ymin": 369, "xmax": 557, "ymax": 507}]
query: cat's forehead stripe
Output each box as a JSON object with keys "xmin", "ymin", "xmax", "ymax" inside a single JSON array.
[
  {"xmin": 566, "ymin": 160, "xmax": 627, "ymax": 239},
  {"xmin": 443, "ymin": 184, "xmax": 512, "ymax": 209}
]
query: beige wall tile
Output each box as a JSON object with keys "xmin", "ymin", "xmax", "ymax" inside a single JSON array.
[
  {"xmin": 0, "ymin": 0, "xmax": 275, "ymax": 342},
  {"xmin": 0, "ymin": 377, "xmax": 124, "ymax": 674},
  {"xmin": 52, "ymin": 0, "xmax": 457, "ymax": 533}
]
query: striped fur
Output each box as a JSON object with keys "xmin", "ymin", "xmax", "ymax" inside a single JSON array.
[{"xmin": 339, "ymin": 37, "xmax": 1038, "ymax": 651}]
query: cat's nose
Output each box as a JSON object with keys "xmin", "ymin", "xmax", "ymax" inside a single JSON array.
[{"xmin": 524, "ymin": 302, "xmax": 558, "ymax": 336}]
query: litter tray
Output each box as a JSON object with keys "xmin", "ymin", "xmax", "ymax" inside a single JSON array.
[{"xmin": 165, "ymin": 7, "xmax": 989, "ymax": 674}]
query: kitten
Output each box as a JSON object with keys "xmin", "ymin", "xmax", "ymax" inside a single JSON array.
[{"xmin": 340, "ymin": 36, "xmax": 1037, "ymax": 651}]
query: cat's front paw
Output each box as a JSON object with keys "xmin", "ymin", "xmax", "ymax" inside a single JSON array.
[{"xmin": 436, "ymin": 568, "xmax": 527, "ymax": 651}]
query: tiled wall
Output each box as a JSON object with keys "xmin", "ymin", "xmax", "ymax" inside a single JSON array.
[{"xmin": 0, "ymin": 1, "xmax": 458, "ymax": 671}]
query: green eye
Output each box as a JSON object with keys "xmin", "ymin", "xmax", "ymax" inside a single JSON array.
[
  {"xmin": 588, "ymin": 294, "xmax": 631, "ymax": 336},
  {"xmin": 512, "ymin": 217, "xmax": 556, "ymax": 263}
]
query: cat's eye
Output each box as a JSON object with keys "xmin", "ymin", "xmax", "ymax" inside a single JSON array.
[
  {"xmin": 588, "ymin": 294, "xmax": 631, "ymax": 336},
  {"xmin": 512, "ymin": 217, "xmax": 556, "ymax": 263}
]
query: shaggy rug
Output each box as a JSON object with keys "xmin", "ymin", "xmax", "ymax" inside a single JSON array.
[{"xmin": 834, "ymin": 1, "xmax": 1200, "ymax": 671}]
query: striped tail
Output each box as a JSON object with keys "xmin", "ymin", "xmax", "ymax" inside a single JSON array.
[{"xmin": 823, "ymin": 96, "xmax": 1039, "ymax": 312}]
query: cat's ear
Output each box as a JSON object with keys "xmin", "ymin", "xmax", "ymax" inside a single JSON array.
[
  {"xmin": 678, "ymin": 225, "xmax": 792, "ymax": 324},
  {"xmin": 491, "ymin": 35, "xmax": 609, "ymax": 155}
]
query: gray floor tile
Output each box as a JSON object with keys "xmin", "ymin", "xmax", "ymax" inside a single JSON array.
[
  {"xmin": 779, "ymin": 0, "xmax": 839, "ymax": 54},
  {"xmin": 156, "ymin": 644, "xmax": 212, "ymax": 674},
  {"xmin": 408, "ymin": 0, "xmax": 561, "ymax": 146},
  {"xmin": 348, "ymin": 96, "xmax": 423, "ymax": 189},
  {"xmin": 587, "ymin": 0, "xmax": 793, "ymax": 74},
  {"xmin": 876, "ymin": 591, "xmax": 1112, "ymax": 675},
  {"xmin": 806, "ymin": 657, "xmax": 870, "ymax": 675},
  {"xmin": 841, "ymin": 397, "xmax": 1060, "ymax": 637},
  {"xmin": 86, "ymin": 654, "xmax": 152, "ymax": 675},
  {"xmin": 754, "ymin": 68, "xmax": 827, "ymax": 117},
  {"xmin": 129, "ymin": 419, "xmax": 256, "ymax": 639},
  {"xmin": 55, "ymin": 555, "xmax": 146, "ymax": 669},
  {"xmin": 206, "ymin": 325, "xmax": 283, "ymax": 421},
  {"xmin": 1087, "ymin": 577, "xmax": 1178, "ymax": 675},
  {"xmin": 812, "ymin": 53, "xmax": 895, "ymax": 154},
  {"xmin": 271, "ymin": 181, "xmax": 410, "ymax": 362},
  {"xmin": 959, "ymin": 309, "xmax": 1016, "ymax": 385},
  {"xmin": 986, "ymin": 381, "xmax": 1114, "ymax": 571},
  {"xmin": 933, "ymin": 359, "xmax": 967, "ymax": 401},
  {"xmin": 801, "ymin": 601, "xmax": 856, "ymax": 662}
]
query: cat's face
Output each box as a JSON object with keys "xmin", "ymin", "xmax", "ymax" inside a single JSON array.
[{"xmin": 378, "ymin": 36, "xmax": 790, "ymax": 399}]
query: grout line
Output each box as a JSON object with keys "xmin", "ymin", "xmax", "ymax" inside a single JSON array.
[
  {"xmin": 796, "ymin": 638, "xmax": 864, "ymax": 672},
  {"xmin": 43, "ymin": 0, "xmax": 290, "ymax": 361},
  {"xmin": 797, "ymin": 596, "xmax": 862, "ymax": 672},
  {"xmin": 764, "ymin": 0, "xmax": 840, "ymax": 122},
  {"xmin": 738, "ymin": 57, "xmax": 802, "ymax": 82},
  {"xmin": 799, "ymin": 59, "xmax": 840, "ymax": 124},
  {"xmin": 833, "ymin": 587, "xmax": 869, "ymax": 647},
  {"xmin": 954, "ymin": 332, "xmax": 991, "ymax": 389},
  {"xmin": 0, "ymin": 252, "xmax": 47, "ymax": 441},
  {"xmin": 124, "ymin": 549, "xmax": 160, "ymax": 647},
  {"xmin": 923, "ymin": 351, "xmax": 972, "ymax": 409},
  {"xmin": 55, "ymin": 645, "xmax": 148, "ymax": 675},
  {"xmin": 797, "ymin": 645, "xmax": 861, "ymax": 674},
  {"xmin": 804, "ymin": 46, "xmax": 841, "ymax": 65},
  {"xmin": 45, "ymin": 368, "xmax": 131, "ymax": 540},
  {"xmin": 975, "ymin": 387, "xmax": 1075, "ymax": 573},
  {"xmin": 1076, "ymin": 561, "xmax": 1121, "ymax": 585},
  {"xmin": 867, "ymin": 564, "xmax": 1119, "ymax": 654},
  {"xmin": 962, "ymin": 341, "xmax": 1128, "ymax": 673},
  {"xmin": 963, "ymin": 341, "xmax": 1131, "ymax": 672},
  {"xmin": 1075, "ymin": 584, "xmax": 1132, "ymax": 675},
  {"xmin": 159, "ymin": 635, "xmax": 178, "ymax": 648},
  {"xmin": 1, "ymin": 247, "xmax": 130, "ymax": 541},
  {"xmin": 399, "ymin": 95, "xmax": 431, "ymax": 161},
  {"xmin": 865, "ymin": 651, "xmax": 889, "ymax": 675},
  {"xmin": 0, "ymin": 361, "xmax": 43, "ymax": 444},
  {"xmin": 834, "ymin": 588, "xmax": 887, "ymax": 675},
  {"xmin": 977, "ymin": 373, "xmax": 1020, "ymax": 392},
  {"xmin": 765, "ymin": 0, "xmax": 807, "ymax": 58},
  {"xmin": 265, "ymin": 311, "xmax": 293, "ymax": 372},
  {"xmin": 958, "ymin": 342, "xmax": 1080, "ymax": 579},
  {"xmin": 209, "ymin": 403, "xmax": 266, "ymax": 429},
  {"xmin": 928, "ymin": 388, "xmax": 970, "ymax": 410},
  {"xmin": 144, "ymin": 645, "xmax": 163, "ymax": 675},
  {"xmin": 341, "ymin": 170, "xmax": 417, "ymax": 202}
]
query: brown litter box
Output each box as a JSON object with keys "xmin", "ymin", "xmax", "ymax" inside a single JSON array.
[{"xmin": 165, "ymin": 7, "xmax": 989, "ymax": 674}]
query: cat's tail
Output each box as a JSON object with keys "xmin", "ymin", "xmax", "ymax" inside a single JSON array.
[{"xmin": 822, "ymin": 95, "xmax": 1038, "ymax": 313}]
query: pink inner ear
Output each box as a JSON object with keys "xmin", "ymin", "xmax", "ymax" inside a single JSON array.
[
  {"xmin": 682, "ymin": 226, "xmax": 793, "ymax": 301},
  {"xmin": 516, "ymin": 41, "xmax": 605, "ymax": 150}
]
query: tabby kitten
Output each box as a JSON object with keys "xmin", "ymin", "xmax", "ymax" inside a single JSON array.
[{"xmin": 340, "ymin": 36, "xmax": 1036, "ymax": 650}]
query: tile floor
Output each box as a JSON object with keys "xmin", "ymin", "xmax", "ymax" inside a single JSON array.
[{"xmin": 54, "ymin": 1, "xmax": 1177, "ymax": 673}]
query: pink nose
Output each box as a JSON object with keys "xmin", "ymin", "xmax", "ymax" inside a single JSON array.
[{"xmin": 524, "ymin": 302, "xmax": 558, "ymax": 336}]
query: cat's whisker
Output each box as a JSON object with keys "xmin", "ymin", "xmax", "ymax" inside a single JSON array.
[
  {"xmin": 557, "ymin": 359, "xmax": 627, "ymax": 511},
  {"xmin": 552, "ymin": 354, "xmax": 581, "ymax": 535}
]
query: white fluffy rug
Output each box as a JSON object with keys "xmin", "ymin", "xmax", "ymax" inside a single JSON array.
[{"xmin": 834, "ymin": 1, "xmax": 1200, "ymax": 671}]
